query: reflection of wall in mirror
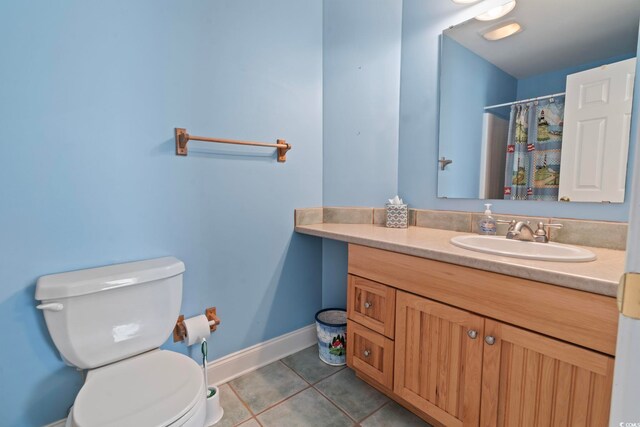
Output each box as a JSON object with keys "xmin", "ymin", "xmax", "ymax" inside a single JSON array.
[
  {"xmin": 438, "ymin": 36, "xmax": 517, "ymax": 199},
  {"xmin": 517, "ymin": 53, "xmax": 636, "ymax": 100}
]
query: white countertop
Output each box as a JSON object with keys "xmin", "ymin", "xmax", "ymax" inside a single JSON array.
[{"xmin": 295, "ymin": 223, "xmax": 624, "ymax": 297}]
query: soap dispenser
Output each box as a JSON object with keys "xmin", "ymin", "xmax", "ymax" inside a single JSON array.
[{"xmin": 478, "ymin": 203, "xmax": 497, "ymax": 235}]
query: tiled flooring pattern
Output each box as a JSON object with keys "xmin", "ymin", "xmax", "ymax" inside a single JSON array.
[{"xmin": 212, "ymin": 345, "xmax": 431, "ymax": 427}]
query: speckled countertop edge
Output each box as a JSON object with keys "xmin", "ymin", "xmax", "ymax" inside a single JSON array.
[{"xmin": 295, "ymin": 223, "xmax": 624, "ymax": 297}]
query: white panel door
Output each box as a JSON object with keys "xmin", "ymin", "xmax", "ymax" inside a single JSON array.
[
  {"xmin": 609, "ymin": 60, "xmax": 640, "ymax": 424},
  {"xmin": 559, "ymin": 58, "xmax": 636, "ymax": 203}
]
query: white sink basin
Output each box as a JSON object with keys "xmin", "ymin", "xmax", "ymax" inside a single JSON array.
[{"xmin": 450, "ymin": 235, "xmax": 596, "ymax": 262}]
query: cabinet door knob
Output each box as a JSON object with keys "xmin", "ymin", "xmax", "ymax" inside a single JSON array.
[
  {"xmin": 485, "ymin": 335, "xmax": 496, "ymax": 345},
  {"xmin": 363, "ymin": 350, "xmax": 371, "ymax": 357},
  {"xmin": 364, "ymin": 302, "xmax": 373, "ymax": 309},
  {"xmin": 467, "ymin": 329, "xmax": 478, "ymax": 339}
]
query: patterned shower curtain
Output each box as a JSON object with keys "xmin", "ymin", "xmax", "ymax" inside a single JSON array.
[{"xmin": 503, "ymin": 97, "xmax": 565, "ymax": 201}]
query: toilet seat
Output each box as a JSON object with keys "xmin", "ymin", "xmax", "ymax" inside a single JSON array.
[{"xmin": 72, "ymin": 350, "xmax": 205, "ymax": 427}]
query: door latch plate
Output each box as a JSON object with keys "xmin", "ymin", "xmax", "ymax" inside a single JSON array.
[{"xmin": 618, "ymin": 272, "xmax": 640, "ymax": 319}]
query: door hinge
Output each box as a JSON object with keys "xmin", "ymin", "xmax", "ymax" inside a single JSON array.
[{"xmin": 618, "ymin": 272, "xmax": 640, "ymax": 319}]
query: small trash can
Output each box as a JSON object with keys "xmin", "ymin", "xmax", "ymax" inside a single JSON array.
[{"xmin": 315, "ymin": 308, "xmax": 347, "ymax": 366}]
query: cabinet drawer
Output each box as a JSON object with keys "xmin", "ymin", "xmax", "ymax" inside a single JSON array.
[
  {"xmin": 347, "ymin": 275, "xmax": 395, "ymax": 338},
  {"xmin": 347, "ymin": 321, "xmax": 394, "ymax": 389}
]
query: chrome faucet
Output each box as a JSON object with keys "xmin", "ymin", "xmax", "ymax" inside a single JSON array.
[
  {"xmin": 501, "ymin": 220, "xmax": 563, "ymax": 243},
  {"xmin": 506, "ymin": 221, "xmax": 536, "ymax": 241}
]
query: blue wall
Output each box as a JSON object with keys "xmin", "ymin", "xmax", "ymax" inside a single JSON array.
[
  {"xmin": 398, "ymin": 0, "xmax": 639, "ymax": 222},
  {"xmin": 517, "ymin": 53, "xmax": 636, "ymax": 100},
  {"xmin": 0, "ymin": 1, "xmax": 323, "ymax": 426},
  {"xmin": 438, "ymin": 36, "xmax": 517, "ymax": 198},
  {"xmin": 321, "ymin": 0, "xmax": 403, "ymax": 309},
  {"xmin": 322, "ymin": 0, "xmax": 402, "ymax": 206},
  {"xmin": 322, "ymin": 240, "xmax": 349, "ymax": 308}
]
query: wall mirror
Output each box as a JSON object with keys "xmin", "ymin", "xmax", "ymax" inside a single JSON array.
[{"xmin": 437, "ymin": 0, "xmax": 640, "ymax": 203}]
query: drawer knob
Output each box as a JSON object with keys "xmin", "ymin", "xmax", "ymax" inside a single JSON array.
[
  {"xmin": 485, "ymin": 335, "xmax": 496, "ymax": 345},
  {"xmin": 364, "ymin": 302, "xmax": 373, "ymax": 309},
  {"xmin": 363, "ymin": 350, "xmax": 371, "ymax": 357},
  {"xmin": 467, "ymin": 329, "xmax": 478, "ymax": 339}
]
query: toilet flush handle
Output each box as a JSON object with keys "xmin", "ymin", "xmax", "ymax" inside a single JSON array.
[{"xmin": 36, "ymin": 303, "xmax": 64, "ymax": 312}]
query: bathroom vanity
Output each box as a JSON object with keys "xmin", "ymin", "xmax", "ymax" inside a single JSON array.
[
  {"xmin": 347, "ymin": 244, "xmax": 616, "ymax": 427},
  {"xmin": 296, "ymin": 218, "xmax": 623, "ymax": 427}
]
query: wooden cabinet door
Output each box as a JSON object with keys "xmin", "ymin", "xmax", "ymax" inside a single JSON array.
[
  {"xmin": 394, "ymin": 291, "xmax": 485, "ymax": 427},
  {"xmin": 481, "ymin": 319, "xmax": 615, "ymax": 427}
]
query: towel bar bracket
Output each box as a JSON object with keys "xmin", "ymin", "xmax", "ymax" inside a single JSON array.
[
  {"xmin": 276, "ymin": 139, "xmax": 291, "ymax": 163},
  {"xmin": 176, "ymin": 128, "xmax": 190, "ymax": 156}
]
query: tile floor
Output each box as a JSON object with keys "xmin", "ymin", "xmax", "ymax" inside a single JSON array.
[{"xmin": 212, "ymin": 345, "xmax": 431, "ymax": 427}]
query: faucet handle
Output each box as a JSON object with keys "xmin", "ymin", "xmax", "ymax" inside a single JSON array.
[
  {"xmin": 538, "ymin": 221, "xmax": 563, "ymax": 230},
  {"xmin": 505, "ymin": 219, "xmax": 531, "ymax": 225},
  {"xmin": 535, "ymin": 222, "xmax": 563, "ymax": 233},
  {"xmin": 544, "ymin": 223, "xmax": 563, "ymax": 229},
  {"xmin": 496, "ymin": 219, "xmax": 518, "ymax": 232},
  {"xmin": 534, "ymin": 222, "xmax": 563, "ymax": 243},
  {"xmin": 496, "ymin": 219, "xmax": 513, "ymax": 224}
]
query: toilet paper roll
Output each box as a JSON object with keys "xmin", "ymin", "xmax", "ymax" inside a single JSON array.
[{"xmin": 183, "ymin": 314, "xmax": 211, "ymax": 346}]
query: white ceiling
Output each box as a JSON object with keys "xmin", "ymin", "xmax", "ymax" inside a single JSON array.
[{"xmin": 445, "ymin": 0, "xmax": 640, "ymax": 78}]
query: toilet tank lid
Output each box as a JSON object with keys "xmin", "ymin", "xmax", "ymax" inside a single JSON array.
[{"xmin": 35, "ymin": 257, "xmax": 185, "ymax": 300}]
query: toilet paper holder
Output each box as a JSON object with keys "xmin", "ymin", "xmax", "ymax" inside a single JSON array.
[{"xmin": 173, "ymin": 307, "xmax": 220, "ymax": 343}]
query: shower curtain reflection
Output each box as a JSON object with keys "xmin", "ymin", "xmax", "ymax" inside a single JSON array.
[{"xmin": 503, "ymin": 97, "xmax": 565, "ymax": 201}]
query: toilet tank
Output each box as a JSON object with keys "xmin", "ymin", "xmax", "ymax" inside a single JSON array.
[{"xmin": 35, "ymin": 257, "xmax": 185, "ymax": 369}]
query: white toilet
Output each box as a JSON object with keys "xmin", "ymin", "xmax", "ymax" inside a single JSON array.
[{"xmin": 35, "ymin": 257, "xmax": 207, "ymax": 427}]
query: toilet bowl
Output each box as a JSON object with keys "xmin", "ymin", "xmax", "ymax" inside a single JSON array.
[{"xmin": 36, "ymin": 257, "xmax": 207, "ymax": 427}]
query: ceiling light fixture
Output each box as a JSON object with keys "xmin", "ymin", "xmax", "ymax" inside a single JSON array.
[
  {"xmin": 482, "ymin": 22, "xmax": 522, "ymax": 41},
  {"xmin": 476, "ymin": 1, "xmax": 517, "ymax": 21}
]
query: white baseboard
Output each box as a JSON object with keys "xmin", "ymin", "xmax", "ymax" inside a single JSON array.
[
  {"xmin": 42, "ymin": 420, "xmax": 66, "ymax": 427},
  {"xmin": 206, "ymin": 324, "xmax": 317, "ymax": 386}
]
